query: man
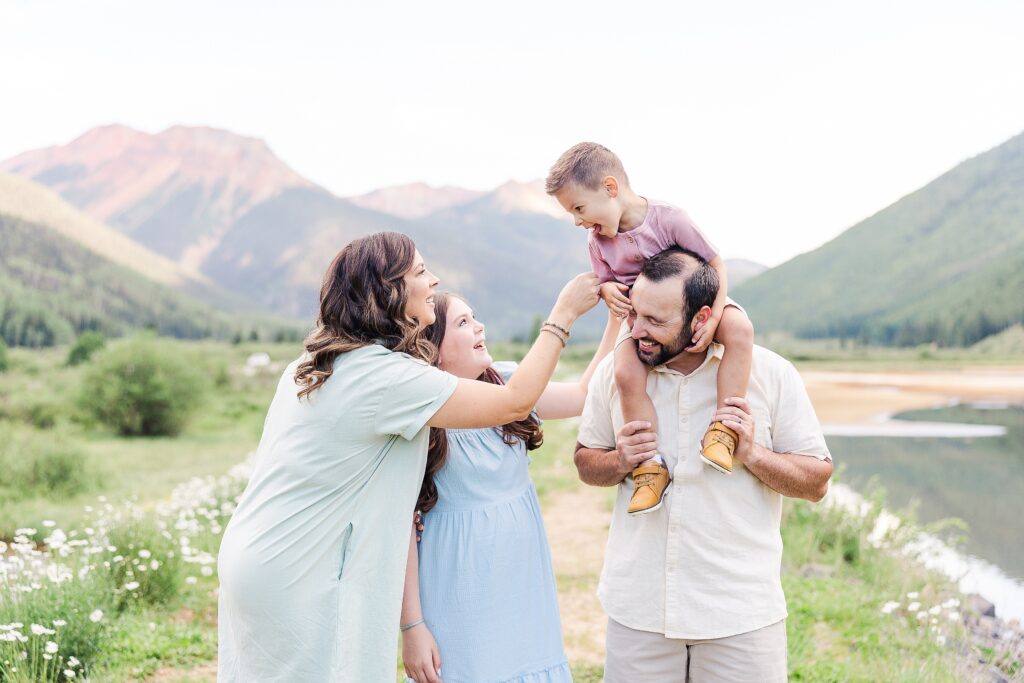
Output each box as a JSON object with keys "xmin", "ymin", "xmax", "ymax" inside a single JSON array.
[{"xmin": 575, "ymin": 247, "xmax": 832, "ymax": 682}]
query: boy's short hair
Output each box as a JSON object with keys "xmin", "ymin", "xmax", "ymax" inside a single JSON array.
[{"xmin": 545, "ymin": 142, "xmax": 629, "ymax": 195}]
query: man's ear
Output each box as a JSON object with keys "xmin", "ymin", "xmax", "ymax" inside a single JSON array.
[
  {"xmin": 691, "ymin": 305, "xmax": 713, "ymax": 333},
  {"xmin": 603, "ymin": 176, "xmax": 620, "ymax": 198}
]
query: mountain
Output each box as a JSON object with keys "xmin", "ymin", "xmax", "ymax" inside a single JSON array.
[
  {"xmin": 0, "ymin": 174, "xmax": 298, "ymax": 347},
  {"xmin": 0, "ymin": 124, "xmax": 313, "ymax": 270},
  {"xmin": 348, "ymin": 182, "xmax": 485, "ymax": 219},
  {"xmin": 734, "ymin": 131, "xmax": 1024, "ymax": 346},
  {"xmin": 725, "ymin": 258, "xmax": 768, "ymax": 288},
  {"xmin": 1, "ymin": 124, "xmax": 778, "ymax": 341}
]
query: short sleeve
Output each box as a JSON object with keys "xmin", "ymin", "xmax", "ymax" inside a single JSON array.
[
  {"xmin": 577, "ymin": 356, "xmax": 617, "ymax": 450},
  {"xmin": 769, "ymin": 362, "xmax": 832, "ymax": 461},
  {"xmin": 374, "ymin": 357, "xmax": 458, "ymax": 440},
  {"xmin": 659, "ymin": 206, "xmax": 719, "ymax": 262},
  {"xmin": 492, "ymin": 361, "xmax": 519, "ymax": 384},
  {"xmin": 588, "ymin": 238, "xmax": 617, "ymax": 284}
]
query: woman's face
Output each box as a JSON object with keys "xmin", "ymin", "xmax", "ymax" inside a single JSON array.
[
  {"xmin": 437, "ymin": 297, "xmax": 491, "ymax": 379},
  {"xmin": 403, "ymin": 250, "xmax": 440, "ymax": 328}
]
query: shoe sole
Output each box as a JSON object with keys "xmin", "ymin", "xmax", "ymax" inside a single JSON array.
[
  {"xmin": 628, "ymin": 494, "xmax": 667, "ymax": 516},
  {"xmin": 700, "ymin": 454, "xmax": 733, "ymax": 475}
]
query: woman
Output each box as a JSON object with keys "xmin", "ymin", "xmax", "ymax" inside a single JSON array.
[
  {"xmin": 217, "ymin": 232, "xmax": 599, "ymax": 682},
  {"xmin": 400, "ymin": 293, "xmax": 619, "ymax": 683}
]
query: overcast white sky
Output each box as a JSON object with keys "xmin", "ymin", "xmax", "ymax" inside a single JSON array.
[{"xmin": 2, "ymin": 0, "xmax": 1022, "ymax": 265}]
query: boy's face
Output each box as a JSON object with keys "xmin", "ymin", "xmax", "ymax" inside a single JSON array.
[{"xmin": 553, "ymin": 180, "xmax": 623, "ymax": 238}]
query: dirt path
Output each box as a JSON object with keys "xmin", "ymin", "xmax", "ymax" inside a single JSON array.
[{"xmin": 542, "ymin": 485, "xmax": 614, "ymax": 669}]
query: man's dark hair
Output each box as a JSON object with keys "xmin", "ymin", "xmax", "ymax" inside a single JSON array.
[{"xmin": 638, "ymin": 247, "xmax": 720, "ymax": 325}]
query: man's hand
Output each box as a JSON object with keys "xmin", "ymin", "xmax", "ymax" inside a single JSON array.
[
  {"xmin": 600, "ymin": 282, "xmax": 632, "ymax": 318},
  {"xmin": 615, "ymin": 420, "xmax": 659, "ymax": 475},
  {"xmin": 713, "ymin": 397, "xmax": 755, "ymax": 465},
  {"xmin": 689, "ymin": 312, "xmax": 720, "ymax": 353}
]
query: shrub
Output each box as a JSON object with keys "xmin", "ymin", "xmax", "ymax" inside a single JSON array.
[
  {"xmin": 67, "ymin": 331, "xmax": 106, "ymax": 366},
  {"xmin": 79, "ymin": 338, "xmax": 207, "ymax": 437},
  {"xmin": 104, "ymin": 522, "xmax": 183, "ymax": 611},
  {"xmin": 0, "ymin": 427, "xmax": 89, "ymax": 501},
  {"xmin": 0, "ymin": 337, "xmax": 8, "ymax": 372}
]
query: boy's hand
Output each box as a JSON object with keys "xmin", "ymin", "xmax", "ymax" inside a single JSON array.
[
  {"xmin": 600, "ymin": 282, "xmax": 631, "ymax": 318},
  {"xmin": 689, "ymin": 313, "xmax": 720, "ymax": 353}
]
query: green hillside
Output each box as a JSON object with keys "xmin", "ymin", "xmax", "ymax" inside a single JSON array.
[
  {"xmin": 0, "ymin": 215, "xmax": 293, "ymax": 347},
  {"xmin": 735, "ymin": 131, "xmax": 1024, "ymax": 346}
]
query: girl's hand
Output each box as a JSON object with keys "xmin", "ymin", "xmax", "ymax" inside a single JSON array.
[
  {"xmin": 600, "ymin": 282, "xmax": 631, "ymax": 318},
  {"xmin": 551, "ymin": 272, "xmax": 600, "ymax": 324},
  {"xmin": 402, "ymin": 623, "xmax": 443, "ymax": 683},
  {"xmin": 688, "ymin": 314, "xmax": 719, "ymax": 353}
]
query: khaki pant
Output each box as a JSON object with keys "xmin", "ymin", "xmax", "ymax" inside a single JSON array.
[{"xmin": 604, "ymin": 618, "xmax": 787, "ymax": 683}]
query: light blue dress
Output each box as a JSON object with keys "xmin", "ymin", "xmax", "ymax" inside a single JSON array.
[
  {"xmin": 415, "ymin": 364, "xmax": 572, "ymax": 683},
  {"xmin": 218, "ymin": 345, "xmax": 458, "ymax": 683}
]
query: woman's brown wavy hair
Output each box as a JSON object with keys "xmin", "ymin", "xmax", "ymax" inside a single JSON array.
[
  {"xmin": 416, "ymin": 292, "xmax": 543, "ymax": 514},
  {"xmin": 295, "ymin": 232, "xmax": 436, "ymax": 398}
]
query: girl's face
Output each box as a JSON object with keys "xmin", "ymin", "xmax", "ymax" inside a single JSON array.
[
  {"xmin": 437, "ymin": 297, "xmax": 491, "ymax": 379},
  {"xmin": 403, "ymin": 250, "xmax": 440, "ymax": 328}
]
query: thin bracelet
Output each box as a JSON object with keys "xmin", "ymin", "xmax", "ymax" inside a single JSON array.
[
  {"xmin": 543, "ymin": 320, "xmax": 571, "ymax": 337},
  {"xmin": 400, "ymin": 617, "xmax": 425, "ymax": 632},
  {"xmin": 540, "ymin": 326, "xmax": 567, "ymax": 347}
]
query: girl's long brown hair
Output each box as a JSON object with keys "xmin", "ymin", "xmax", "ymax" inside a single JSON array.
[
  {"xmin": 416, "ymin": 293, "xmax": 543, "ymax": 514},
  {"xmin": 295, "ymin": 232, "xmax": 436, "ymax": 398}
]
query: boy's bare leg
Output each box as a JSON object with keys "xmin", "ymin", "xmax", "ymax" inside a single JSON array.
[
  {"xmin": 615, "ymin": 337, "xmax": 670, "ymax": 514},
  {"xmin": 701, "ymin": 307, "xmax": 754, "ymax": 474}
]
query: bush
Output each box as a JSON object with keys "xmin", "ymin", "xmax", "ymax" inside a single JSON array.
[
  {"xmin": 79, "ymin": 338, "xmax": 207, "ymax": 437},
  {"xmin": 105, "ymin": 522, "xmax": 183, "ymax": 611},
  {"xmin": 0, "ymin": 427, "xmax": 89, "ymax": 501},
  {"xmin": 0, "ymin": 337, "xmax": 8, "ymax": 372},
  {"xmin": 67, "ymin": 331, "xmax": 106, "ymax": 366}
]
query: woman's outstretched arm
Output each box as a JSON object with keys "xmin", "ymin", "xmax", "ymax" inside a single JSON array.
[
  {"xmin": 534, "ymin": 310, "xmax": 620, "ymax": 420},
  {"xmin": 429, "ymin": 273, "xmax": 599, "ymax": 429}
]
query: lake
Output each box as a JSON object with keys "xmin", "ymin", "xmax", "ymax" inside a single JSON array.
[{"xmin": 828, "ymin": 404, "xmax": 1024, "ymax": 616}]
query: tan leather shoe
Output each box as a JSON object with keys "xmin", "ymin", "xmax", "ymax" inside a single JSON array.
[
  {"xmin": 627, "ymin": 462, "xmax": 670, "ymax": 515},
  {"xmin": 701, "ymin": 421, "xmax": 737, "ymax": 474}
]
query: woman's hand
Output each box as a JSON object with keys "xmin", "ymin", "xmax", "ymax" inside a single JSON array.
[
  {"xmin": 600, "ymin": 282, "xmax": 631, "ymax": 318},
  {"xmin": 402, "ymin": 623, "xmax": 443, "ymax": 683},
  {"xmin": 550, "ymin": 272, "xmax": 601, "ymax": 327}
]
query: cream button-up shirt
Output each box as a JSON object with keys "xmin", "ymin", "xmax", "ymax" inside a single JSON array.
[{"xmin": 578, "ymin": 343, "xmax": 831, "ymax": 640}]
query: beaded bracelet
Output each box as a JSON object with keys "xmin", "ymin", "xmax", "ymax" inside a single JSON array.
[
  {"xmin": 540, "ymin": 325, "xmax": 567, "ymax": 348},
  {"xmin": 542, "ymin": 320, "xmax": 571, "ymax": 337}
]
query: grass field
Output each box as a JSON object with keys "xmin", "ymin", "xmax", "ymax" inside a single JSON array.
[{"xmin": 1, "ymin": 337, "xmax": 1019, "ymax": 681}]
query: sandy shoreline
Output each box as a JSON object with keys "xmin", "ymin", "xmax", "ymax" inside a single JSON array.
[{"xmin": 800, "ymin": 366, "xmax": 1024, "ymax": 424}]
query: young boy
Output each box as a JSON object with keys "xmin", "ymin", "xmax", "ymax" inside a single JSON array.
[{"xmin": 546, "ymin": 142, "xmax": 754, "ymax": 514}]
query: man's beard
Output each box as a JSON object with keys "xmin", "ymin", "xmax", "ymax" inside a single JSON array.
[{"xmin": 635, "ymin": 320, "xmax": 696, "ymax": 367}]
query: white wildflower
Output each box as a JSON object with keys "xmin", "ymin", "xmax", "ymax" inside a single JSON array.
[
  {"xmin": 42, "ymin": 520, "xmax": 56, "ymax": 528},
  {"xmin": 928, "ymin": 605, "xmax": 941, "ymax": 615},
  {"xmin": 881, "ymin": 601, "xmax": 900, "ymax": 614},
  {"xmin": 30, "ymin": 624, "xmax": 55, "ymax": 636},
  {"xmin": 45, "ymin": 641, "xmax": 58, "ymax": 654},
  {"xmin": 124, "ymin": 581, "xmax": 140, "ymax": 591},
  {"xmin": 916, "ymin": 611, "xmax": 928, "ymax": 620},
  {"xmin": 936, "ymin": 634, "xmax": 946, "ymax": 646},
  {"xmin": 68, "ymin": 656, "xmax": 80, "ymax": 667},
  {"xmin": 64, "ymin": 670, "xmax": 76, "ymax": 678},
  {"xmin": 151, "ymin": 560, "xmax": 160, "ymax": 570},
  {"xmin": 906, "ymin": 591, "xmax": 919, "ymax": 599},
  {"xmin": 948, "ymin": 611, "xmax": 960, "ymax": 621},
  {"xmin": 907, "ymin": 602, "xmax": 921, "ymax": 612},
  {"xmin": 186, "ymin": 576, "xmax": 198, "ymax": 585},
  {"xmin": 201, "ymin": 565, "xmax": 214, "ymax": 577},
  {"xmin": 138, "ymin": 549, "xmax": 151, "ymax": 559},
  {"xmin": 52, "ymin": 620, "xmax": 66, "ymax": 627},
  {"xmin": 89, "ymin": 610, "xmax": 103, "ymax": 623}
]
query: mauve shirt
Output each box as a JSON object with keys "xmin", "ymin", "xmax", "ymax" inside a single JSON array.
[{"xmin": 588, "ymin": 199, "xmax": 718, "ymax": 285}]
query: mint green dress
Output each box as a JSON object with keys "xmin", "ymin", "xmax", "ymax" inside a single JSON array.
[{"xmin": 217, "ymin": 344, "xmax": 458, "ymax": 683}]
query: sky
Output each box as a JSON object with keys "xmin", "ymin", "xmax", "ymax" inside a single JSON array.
[{"xmin": 1, "ymin": 0, "xmax": 1022, "ymax": 266}]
